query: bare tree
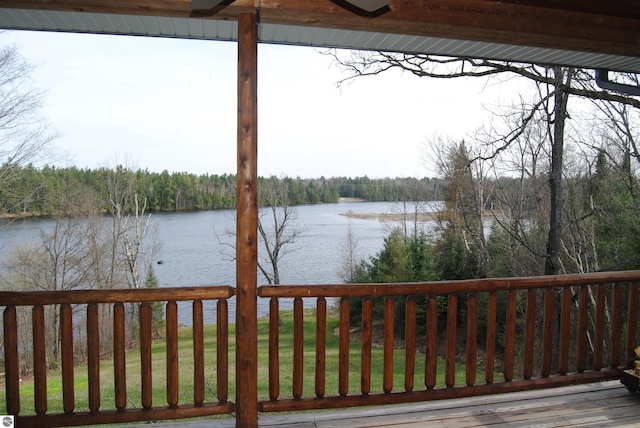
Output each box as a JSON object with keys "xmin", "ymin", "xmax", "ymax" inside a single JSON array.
[
  {"xmin": 257, "ymin": 176, "xmax": 303, "ymax": 285},
  {"xmin": 103, "ymin": 160, "xmax": 137, "ymax": 287},
  {"xmin": 338, "ymin": 219, "xmax": 361, "ymax": 282},
  {"xmin": 102, "ymin": 159, "xmax": 159, "ymax": 289},
  {"xmin": 0, "ymin": 43, "xmax": 55, "ymax": 215},
  {"xmin": 120, "ymin": 193, "xmax": 158, "ymax": 289},
  {"xmin": 1, "ymin": 186, "xmax": 98, "ymax": 367},
  {"xmin": 216, "ymin": 175, "xmax": 303, "ymax": 285},
  {"xmin": 103, "ymin": 161, "xmax": 159, "ymax": 344}
]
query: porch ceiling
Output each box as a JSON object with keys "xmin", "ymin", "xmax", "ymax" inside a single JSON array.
[{"xmin": 0, "ymin": 0, "xmax": 639, "ymax": 73}]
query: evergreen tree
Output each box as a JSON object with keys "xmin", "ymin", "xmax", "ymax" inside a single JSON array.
[{"xmin": 348, "ymin": 229, "xmax": 440, "ymax": 336}]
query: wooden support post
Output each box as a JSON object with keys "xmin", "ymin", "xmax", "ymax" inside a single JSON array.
[{"xmin": 236, "ymin": 10, "xmax": 259, "ymax": 428}]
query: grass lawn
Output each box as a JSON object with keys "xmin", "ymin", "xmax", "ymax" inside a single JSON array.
[{"xmin": 1, "ymin": 309, "xmax": 481, "ymax": 415}]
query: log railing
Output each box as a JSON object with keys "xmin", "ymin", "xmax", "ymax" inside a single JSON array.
[
  {"xmin": 257, "ymin": 271, "xmax": 640, "ymax": 412},
  {"xmin": 1, "ymin": 286, "xmax": 235, "ymax": 428},
  {"xmin": 1, "ymin": 271, "xmax": 639, "ymax": 426}
]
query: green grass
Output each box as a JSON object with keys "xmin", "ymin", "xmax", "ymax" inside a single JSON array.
[{"xmin": 1, "ymin": 310, "xmax": 482, "ymax": 415}]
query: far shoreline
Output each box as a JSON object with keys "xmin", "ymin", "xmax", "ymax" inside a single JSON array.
[
  {"xmin": 338, "ymin": 197, "xmax": 367, "ymax": 203},
  {"xmin": 340, "ymin": 211, "xmax": 441, "ymax": 222}
]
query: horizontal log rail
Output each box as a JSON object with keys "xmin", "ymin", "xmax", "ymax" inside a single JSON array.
[
  {"xmin": 258, "ymin": 271, "xmax": 640, "ymax": 297},
  {"xmin": 0, "ymin": 285, "xmax": 235, "ymax": 305},
  {"xmin": 257, "ymin": 271, "xmax": 640, "ymax": 413},
  {"xmin": 1, "ymin": 286, "xmax": 235, "ymax": 428}
]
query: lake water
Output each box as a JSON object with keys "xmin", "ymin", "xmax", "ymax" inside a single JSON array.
[{"xmin": 0, "ymin": 201, "xmax": 442, "ymax": 324}]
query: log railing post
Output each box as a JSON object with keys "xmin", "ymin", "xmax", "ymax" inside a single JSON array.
[
  {"xmin": 523, "ymin": 289, "xmax": 536, "ymax": 379},
  {"xmin": 236, "ymin": 9, "xmax": 259, "ymax": 428},
  {"xmin": 425, "ymin": 295, "xmax": 438, "ymax": 390},
  {"xmin": 192, "ymin": 300, "xmax": 204, "ymax": 406},
  {"xmin": 113, "ymin": 303, "xmax": 126, "ymax": 411},
  {"xmin": 465, "ymin": 293, "xmax": 478, "ymax": 387},
  {"xmin": 60, "ymin": 303, "xmax": 75, "ymax": 414},
  {"xmin": 87, "ymin": 303, "xmax": 101, "ymax": 413},
  {"xmin": 268, "ymin": 298, "xmax": 280, "ymax": 401},
  {"xmin": 315, "ymin": 297, "xmax": 327, "ymax": 398},
  {"xmin": 504, "ymin": 290, "xmax": 517, "ymax": 382},
  {"xmin": 4, "ymin": 306, "xmax": 20, "ymax": 416},
  {"xmin": 338, "ymin": 297, "xmax": 350, "ymax": 397},
  {"xmin": 217, "ymin": 299, "xmax": 230, "ymax": 403},
  {"xmin": 626, "ymin": 282, "xmax": 639, "ymax": 367},
  {"xmin": 485, "ymin": 292, "xmax": 497, "ymax": 384},
  {"xmin": 405, "ymin": 296, "xmax": 417, "ymax": 392},
  {"xmin": 445, "ymin": 294, "xmax": 458, "ymax": 388},
  {"xmin": 293, "ymin": 298, "xmax": 304, "ymax": 399},
  {"xmin": 361, "ymin": 297, "xmax": 373, "ymax": 395},
  {"xmin": 139, "ymin": 302, "xmax": 153, "ymax": 409},
  {"xmin": 32, "ymin": 304, "xmax": 47, "ymax": 415}
]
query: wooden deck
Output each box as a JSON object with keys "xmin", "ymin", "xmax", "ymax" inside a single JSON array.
[{"xmin": 136, "ymin": 380, "xmax": 638, "ymax": 427}]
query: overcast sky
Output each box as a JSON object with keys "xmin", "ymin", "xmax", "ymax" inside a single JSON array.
[{"xmin": 6, "ymin": 30, "xmax": 495, "ymax": 179}]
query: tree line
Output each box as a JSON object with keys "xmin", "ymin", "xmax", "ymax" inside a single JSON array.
[{"xmin": 0, "ymin": 164, "xmax": 445, "ymax": 217}]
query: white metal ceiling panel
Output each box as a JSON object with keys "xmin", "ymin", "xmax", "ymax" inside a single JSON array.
[
  {"xmin": 321, "ymin": 27, "xmax": 353, "ymax": 47},
  {"xmin": 123, "ymin": 15, "xmax": 148, "ymax": 35},
  {"xmin": 37, "ymin": 9, "xmax": 68, "ymax": 30},
  {"xmin": 89, "ymin": 13, "xmax": 118, "ymax": 34},
  {"xmin": 154, "ymin": 16, "xmax": 177, "ymax": 36},
  {"xmin": 187, "ymin": 18, "xmax": 205, "ymax": 38},
  {"xmin": 171, "ymin": 17, "xmax": 190, "ymax": 37},
  {"xmin": 271, "ymin": 23, "xmax": 295, "ymax": 43},
  {"xmin": 311, "ymin": 28, "xmax": 338, "ymax": 46},
  {"xmin": 137, "ymin": 15, "xmax": 159, "ymax": 36},
  {"xmin": 65, "ymin": 11, "xmax": 94, "ymax": 32},
  {"xmin": 80, "ymin": 13, "xmax": 103, "ymax": 33}
]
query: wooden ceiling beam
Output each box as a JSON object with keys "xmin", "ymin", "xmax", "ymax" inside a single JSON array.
[
  {"xmin": 477, "ymin": 0, "xmax": 640, "ymax": 20},
  {"xmin": 1, "ymin": 0, "xmax": 639, "ymax": 59}
]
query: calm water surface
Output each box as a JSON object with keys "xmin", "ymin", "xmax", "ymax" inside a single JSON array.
[{"xmin": 0, "ymin": 201, "xmax": 441, "ymax": 324}]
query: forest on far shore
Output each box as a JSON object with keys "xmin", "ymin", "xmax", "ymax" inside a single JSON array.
[{"xmin": 0, "ymin": 164, "xmax": 446, "ymax": 217}]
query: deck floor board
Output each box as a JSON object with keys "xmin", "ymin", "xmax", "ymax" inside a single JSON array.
[{"xmin": 135, "ymin": 380, "xmax": 639, "ymax": 427}]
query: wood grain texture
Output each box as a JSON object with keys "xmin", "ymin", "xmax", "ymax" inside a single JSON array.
[{"xmin": 235, "ymin": 10, "xmax": 259, "ymax": 428}]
